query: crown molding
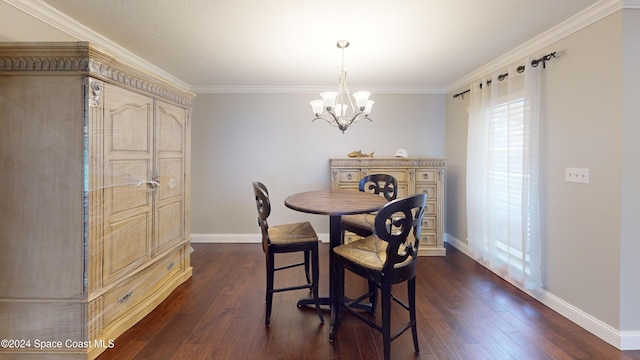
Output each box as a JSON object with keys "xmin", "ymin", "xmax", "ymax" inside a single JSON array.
[
  {"xmin": 7, "ymin": 0, "xmax": 634, "ymax": 95},
  {"xmin": 446, "ymin": 0, "xmax": 627, "ymax": 94},
  {"xmin": 0, "ymin": 42, "xmax": 196, "ymax": 106},
  {"xmin": 3, "ymin": 0, "xmax": 191, "ymax": 92},
  {"xmin": 190, "ymin": 85, "xmax": 448, "ymax": 95}
]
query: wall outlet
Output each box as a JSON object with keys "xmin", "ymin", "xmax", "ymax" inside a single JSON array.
[{"xmin": 565, "ymin": 168, "xmax": 590, "ymax": 184}]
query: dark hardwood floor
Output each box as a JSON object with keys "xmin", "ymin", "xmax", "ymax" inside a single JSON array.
[{"xmin": 97, "ymin": 243, "xmax": 640, "ymax": 360}]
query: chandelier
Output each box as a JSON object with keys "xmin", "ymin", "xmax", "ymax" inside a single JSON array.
[{"xmin": 309, "ymin": 40, "xmax": 374, "ymax": 133}]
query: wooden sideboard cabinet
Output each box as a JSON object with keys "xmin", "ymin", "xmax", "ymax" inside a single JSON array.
[
  {"xmin": 0, "ymin": 42, "xmax": 195, "ymax": 359},
  {"xmin": 330, "ymin": 157, "xmax": 446, "ymax": 256}
]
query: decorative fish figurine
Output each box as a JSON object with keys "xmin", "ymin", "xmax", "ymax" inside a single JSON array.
[{"xmin": 348, "ymin": 150, "xmax": 375, "ymax": 158}]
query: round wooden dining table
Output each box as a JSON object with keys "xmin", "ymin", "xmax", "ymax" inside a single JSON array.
[{"xmin": 284, "ymin": 189, "xmax": 386, "ymax": 312}]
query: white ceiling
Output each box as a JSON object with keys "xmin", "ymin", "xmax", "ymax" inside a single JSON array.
[{"xmin": 4, "ymin": 0, "xmax": 617, "ymax": 93}]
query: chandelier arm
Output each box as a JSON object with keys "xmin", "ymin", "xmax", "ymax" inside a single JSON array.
[
  {"xmin": 352, "ymin": 114, "xmax": 372, "ymax": 125},
  {"xmin": 312, "ymin": 110, "xmax": 341, "ymax": 127},
  {"xmin": 346, "ymin": 110, "xmax": 367, "ymax": 127},
  {"xmin": 327, "ymin": 109, "xmax": 341, "ymax": 123},
  {"xmin": 312, "ymin": 115, "xmax": 341, "ymax": 127}
]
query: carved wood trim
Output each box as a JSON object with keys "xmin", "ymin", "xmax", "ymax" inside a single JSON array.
[
  {"xmin": 0, "ymin": 42, "xmax": 195, "ymax": 107},
  {"xmin": 329, "ymin": 157, "xmax": 446, "ymax": 168}
]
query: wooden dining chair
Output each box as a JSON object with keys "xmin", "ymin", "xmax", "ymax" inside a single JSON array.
[
  {"xmin": 330, "ymin": 193, "xmax": 427, "ymax": 360},
  {"xmin": 252, "ymin": 182, "xmax": 324, "ymax": 325},
  {"xmin": 342, "ymin": 174, "xmax": 398, "ymax": 237},
  {"xmin": 341, "ymin": 173, "xmax": 398, "ymax": 312}
]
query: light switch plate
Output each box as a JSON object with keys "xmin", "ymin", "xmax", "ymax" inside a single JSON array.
[{"xmin": 565, "ymin": 168, "xmax": 590, "ymax": 184}]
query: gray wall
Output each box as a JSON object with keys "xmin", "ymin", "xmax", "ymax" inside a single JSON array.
[
  {"xmin": 445, "ymin": 9, "xmax": 640, "ymax": 335},
  {"xmin": 620, "ymin": 8, "xmax": 640, "ymax": 333},
  {"xmin": 190, "ymin": 93, "xmax": 445, "ymax": 237}
]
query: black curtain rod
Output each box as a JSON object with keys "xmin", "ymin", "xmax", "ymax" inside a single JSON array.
[{"xmin": 452, "ymin": 51, "xmax": 557, "ymax": 99}]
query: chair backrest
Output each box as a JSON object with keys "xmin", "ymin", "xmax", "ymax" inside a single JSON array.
[
  {"xmin": 374, "ymin": 193, "xmax": 427, "ymax": 272},
  {"xmin": 359, "ymin": 174, "xmax": 398, "ymax": 201},
  {"xmin": 253, "ymin": 182, "xmax": 271, "ymax": 252}
]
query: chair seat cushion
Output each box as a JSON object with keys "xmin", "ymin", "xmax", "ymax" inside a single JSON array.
[
  {"xmin": 342, "ymin": 213, "xmax": 376, "ymax": 232},
  {"xmin": 334, "ymin": 235, "xmax": 387, "ymax": 271},
  {"xmin": 268, "ymin": 221, "xmax": 318, "ymax": 244}
]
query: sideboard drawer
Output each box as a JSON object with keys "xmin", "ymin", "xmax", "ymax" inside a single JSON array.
[
  {"xmin": 368, "ymin": 169, "xmax": 408, "ymax": 182},
  {"xmin": 416, "ymin": 170, "xmax": 437, "ymax": 182},
  {"xmin": 424, "ymin": 201, "xmax": 437, "ymax": 216},
  {"xmin": 335, "ymin": 169, "xmax": 361, "ymax": 183},
  {"xmin": 415, "ymin": 184, "xmax": 436, "ymax": 200},
  {"xmin": 422, "ymin": 216, "xmax": 436, "ymax": 231},
  {"xmin": 420, "ymin": 233, "xmax": 436, "ymax": 247}
]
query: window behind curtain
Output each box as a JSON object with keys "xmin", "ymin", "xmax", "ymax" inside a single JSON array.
[
  {"xmin": 467, "ymin": 62, "xmax": 542, "ymax": 290},
  {"xmin": 489, "ymin": 97, "xmax": 527, "ymax": 271}
]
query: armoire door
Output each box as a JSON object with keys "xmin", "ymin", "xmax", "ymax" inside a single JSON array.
[
  {"xmin": 102, "ymin": 83, "xmax": 154, "ymax": 285},
  {"xmin": 154, "ymin": 100, "xmax": 187, "ymax": 254}
]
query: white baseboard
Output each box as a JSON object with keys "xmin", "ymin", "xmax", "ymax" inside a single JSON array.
[{"xmin": 444, "ymin": 234, "xmax": 640, "ymax": 350}]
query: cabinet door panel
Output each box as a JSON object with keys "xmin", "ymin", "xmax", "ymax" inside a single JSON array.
[
  {"xmin": 154, "ymin": 101, "xmax": 187, "ymax": 253},
  {"xmin": 157, "ymin": 158, "xmax": 183, "ymax": 201},
  {"xmin": 111, "ymin": 107, "xmax": 151, "ymax": 152},
  {"xmin": 108, "ymin": 160, "xmax": 153, "ymax": 214},
  {"xmin": 157, "ymin": 107, "xmax": 184, "ymax": 152},
  {"xmin": 106, "ymin": 212, "xmax": 151, "ymax": 277},
  {"xmin": 157, "ymin": 201, "xmax": 184, "ymax": 250},
  {"xmin": 103, "ymin": 84, "xmax": 154, "ymax": 285}
]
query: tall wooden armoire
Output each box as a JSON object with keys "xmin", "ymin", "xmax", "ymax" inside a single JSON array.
[{"xmin": 0, "ymin": 42, "xmax": 194, "ymax": 359}]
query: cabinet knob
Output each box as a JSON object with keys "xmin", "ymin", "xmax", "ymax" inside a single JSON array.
[
  {"xmin": 347, "ymin": 174, "xmax": 352, "ymax": 180},
  {"xmin": 423, "ymin": 173, "xmax": 429, "ymax": 180}
]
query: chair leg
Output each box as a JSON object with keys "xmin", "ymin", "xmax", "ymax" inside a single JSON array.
[
  {"xmin": 368, "ymin": 280, "xmax": 378, "ymax": 314},
  {"xmin": 304, "ymin": 250, "xmax": 311, "ymax": 286},
  {"xmin": 408, "ymin": 277, "xmax": 419, "ymax": 353},
  {"xmin": 381, "ymin": 282, "xmax": 392, "ymax": 360},
  {"xmin": 265, "ymin": 253, "xmax": 275, "ymax": 326},
  {"xmin": 311, "ymin": 247, "xmax": 324, "ymax": 323},
  {"xmin": 329, "ymin": 260, "xmax": 344, "ymax": 341}
]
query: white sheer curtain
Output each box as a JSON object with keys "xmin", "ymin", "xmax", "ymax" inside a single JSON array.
[{"xmin": 466, "ymin": 58, "xmax": 542, "ymax": 290}]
